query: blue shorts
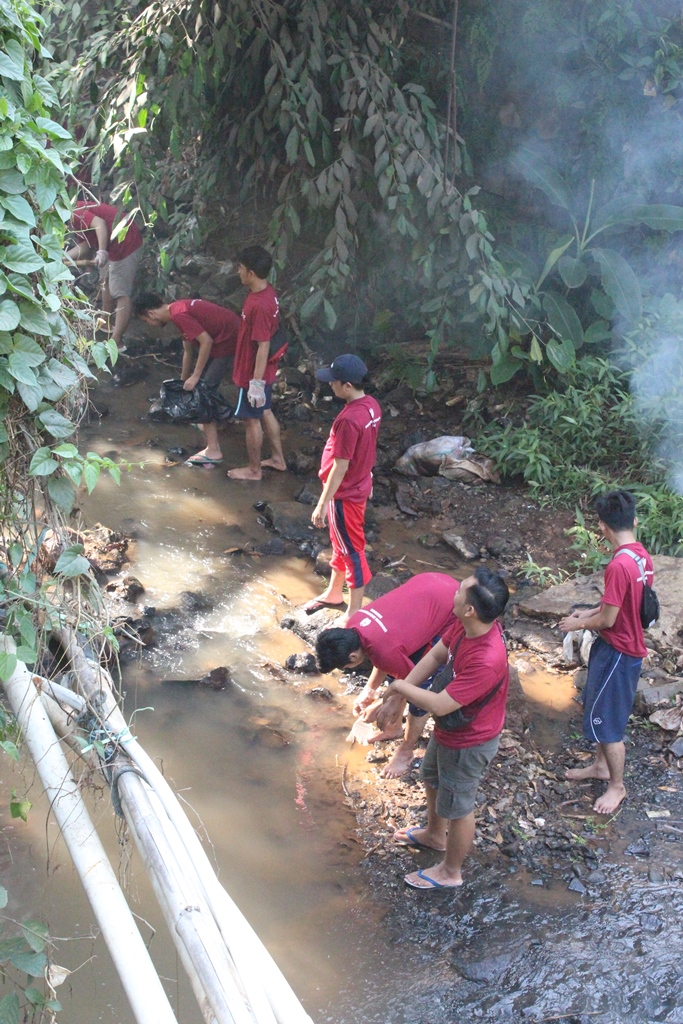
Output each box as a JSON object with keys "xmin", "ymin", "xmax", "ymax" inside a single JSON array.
[
  {"xmin": 234, "ymin": 384, "xmax": 273, "ymax": 420},
  {"xmin": 582, "ymin": 636, "xmax": 642, "ymax": 744},
  {"xmin": 405, "ymin": 635, "xmax": 442, "ymax": 718}
]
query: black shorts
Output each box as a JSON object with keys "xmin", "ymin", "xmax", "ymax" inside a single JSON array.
[{"xmin": 234, "ymin": 384, "xmax": 273, "ymax": 420}]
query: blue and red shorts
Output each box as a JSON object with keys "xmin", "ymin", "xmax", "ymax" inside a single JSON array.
[{"xmin": 328, "ymin": 498, "xmax": 371, "ymax": 590}]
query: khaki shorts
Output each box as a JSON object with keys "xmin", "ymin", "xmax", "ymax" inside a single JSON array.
[
  {"xmin": 419, "ymin": 733, "xmax": 500, "ymax": 819},
  {"xmin": 107, "ymin": 248, "xmax": 142, "ymax": 299}
]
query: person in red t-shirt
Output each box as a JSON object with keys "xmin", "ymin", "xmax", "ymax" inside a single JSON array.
[
  {"xmin": 315, "ymin": 573, "xmax": 459, "ymax": 776},
  {"xmin": 560, "ymin": 490, "xmax": 654, "ymax": 815},
  {"xmin": 227, "ymin": 246, "xmax": 287, "ymax": 481},
  {"xmin": 134, "ymin": 293, "xmax": 239, "ymax": 465},
  {"xmin": 307, "ymin": 354, "xmax": 382, "ymax": 623},
  {"xmin": 68, "ymin": 201, "xmax": 143, "ymax": 349},
  {"xmin": 383, "ymin": 568, "xmax": 510, "ymax": 890}
]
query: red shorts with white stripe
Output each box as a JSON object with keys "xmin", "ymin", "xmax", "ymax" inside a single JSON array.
[{"xmin": 328, "ymin": 498, "xmax": 372, "ymax": 590}]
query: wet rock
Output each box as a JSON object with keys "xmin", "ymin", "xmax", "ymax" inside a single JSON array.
[
  {"xmin": 442, "ymin": 531, "xmax": 480, "ymax": 560},
  {"xmin": 288, "ymin": 450, "xmax": 317, "ymax": 475},
  {"xmin": 573, "ymin": 667, "xmax": 587, "ymax": 691},
  {"xmin": 517, "ymin": 575, "xmax": 604, "ymax": 621},
  {"xmin": 485, "ymin": 534, "xmax": 524, "ymax": 557},
  {"xmin": 394, "ymin": 482, "xmax": 420, "ymax": 517},
  {"xmin": 587, "ymin": 869, "xmax": 607, "ymax": 884},
  {"xmin": 294, "ymin": 404, "xmax": 313, "ymax": 422},
  {"xmin": 81, "ymin": 525, "xmax": 130, "ymax": 574},
  {"xmin": 284, "ymin": 653, "xmax": 319, "ymax": 674},
  {"xmin": 280, "ymin": 606, "xmax": 344, "ymax": 646},
  {"xmin": 648, "ymin": 866, "xmax": 666, "ymax": 883},
  {"xmin": 307, "ymin": 686, "xmax": 333, "ymax": 701},
  {"xmin": 262, "ymin": 501, "xmax": 315, "ymax": 541},
  {"xmin": 179, "ymin": 590, "xmax": 214, "ymax": 612},
  {"xmin": 454, "ymin": 950, "xmax": 516, "ymax": 982},
  {"xmin": 365, "ymin": 574, "xmax": 403, "ymax": 600},
  {"xmin": 624, "ymin": 837, "xmax": 650, "ymax": 857},
  {"xmin": 165, "ymin": 446, "xmax": 188, "ymax": 462},
  {"xmin": 143, "ymin": 605, "xmax": 156, "ymax": 616},
  {"xmin": 315, "ymin": 548, "xmax": 334, "ymax": 575},
  {"xmin": 669, "ymin": 735, "xmax": 683, "ymax": 757},
  {"xmin": 112, "ymin": 364, "xmax": 148, "ymax": 387},
  {"xmin": 636, "ymin": 675, "xmax": 683, "ymax": 714},
  {"xmin": 105, "ymin": 574, "xmax": 145, "ymax": 602},
  {"xmin": 246, "ymin": 726, "xmax": 291, "ymax": 748},
  {"xmin": 295, "ymin": 482, "xmax": 319, "ymax": 506},
  {"xmin": 113, "ymin": 615, "xmax": 154, "ymax": 649},
  {"xmin": 258, "ymin": 537, "xmax": 288, "ymax": 556},
  {"xmin": 568, "ymin": 877, "xmax": 587, "ymax": 894},
  {"xmin": 639, "ymin": 912, "xmax": 663, "ymax": 933},
  {"xmin": 506, "ymin": 618, "xmax": 560, "ymax": 658}
]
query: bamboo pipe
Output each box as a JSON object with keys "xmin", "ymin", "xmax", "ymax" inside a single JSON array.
[
  {"xmin": 56, "ymin": 633, "xmax": 313, "ymax": 1024},
  {"xmin": 0, "ymin": 638, "xmax": 179, "ymax": 1024}
]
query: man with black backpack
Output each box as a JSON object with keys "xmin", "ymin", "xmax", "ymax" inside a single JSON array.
[
  {"xmin": 383, "ymin": 568, "xmax": 510, "ymax": 890},
  {"xmin": 559, "ymin": 490, "xmax": 655, "ymax": 815}
]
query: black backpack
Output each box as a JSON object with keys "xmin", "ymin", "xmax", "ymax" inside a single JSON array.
[
  {"xmin": 617, "ymin": 549, "xmax": 660, "ymax": 630},
  {"xmin": 430, "ymin": 623, "xmax": 508, "ymax": 731}
]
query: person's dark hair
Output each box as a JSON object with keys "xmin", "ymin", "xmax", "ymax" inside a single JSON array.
[
  {"xmin": 133, "ymin": 292, "xmax": 165, "ymax": 317},
  {"xmin": 238, "ymin": 245, "xmax": 273, "ymax": 280},
  {"xmin": 592, "ymin": 489, "xmax": 636, "ymax": 531},
  {"xmin": 315, "ymin": 628, "xmax": 363, "ymax": 673},
  {"xmin": 464, "ymin": 567, "xmax": 509, "ymax": 623}
]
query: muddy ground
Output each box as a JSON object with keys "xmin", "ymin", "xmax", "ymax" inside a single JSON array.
[{"xmin": 97, "ymin": 340, "xmax": 683, "ymax": 1024}]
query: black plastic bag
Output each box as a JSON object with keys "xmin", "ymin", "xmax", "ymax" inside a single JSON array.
[{"xmin": 149, "ymin": 379, "xmax": 233, "ymax": 423}]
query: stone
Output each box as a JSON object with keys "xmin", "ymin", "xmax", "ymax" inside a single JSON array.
[
  {"xmin": 454, "ymin": 950, "xmax": 516, "ymax": 982},
  {"xmin": 485, "ymin": 534, "xmax": 524, "ymax": 558},
  {"xmin": 567, "ymin": 876, "xmax": 587, "ymax": 894},
  {"xmin": 280, "ymin": 606, "xmax": 344, "ymax": 646},
  {"xmin": 284, "ymin": 653, "xmax": 319, "ymax": 674},
  {"xmin": 295, "ymin": 482, "xmax": 319, "ymax": 506},
  {"xmin": 105, "ymin": 574, "xmax": 145, "ymax": 602},
  {"xmin": 314, "ymin": 548, "xmax": 334, "ymax": 575},
  {"xmin": 263, "ymin": 501, "xmax": 316, "ymax": 542},
  {"xmin": 506, "ymin": 618, "xmax": 560, "ymax": 658},
  {"xmin": 669, "ymin": 735, "xmax": 683, "ymax": 757},
  {"xmin": 364, "ymin": 573, "xmax": 403, "ymax": 600},
  {"xmin": 649, "ymin": 707, "xmax": 683, "ymax": 732},
  {"xmin": 288, "ymin": 450, "xmax": 317, "ymax": 475},
  {"xmin": 294, "ymin": 404, "xmax": 313, "ymax": 421},
  {"xmin": 258, "ymin": 537, "xmax": 288, "ymax": 556},
  {"xmin": 179, "ymin": 590, "xmax": 214, "ymax": 612},
  {"xmin": 517, "ymin": 575, "xmax": 604, "ymax": 621},
  {"xmin": 442, "ymin": 531, "xmax": 480, "ymax": 560},
  {"xmin": 307, "ymin": 686, "xmax": 333, "ymax": 701}
]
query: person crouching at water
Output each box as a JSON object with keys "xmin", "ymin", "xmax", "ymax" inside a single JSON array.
[
  {"xmin": 386, "ymin": 568, "xmax": 510, "ymax": 890},
  {"xmin": 315, "ymin": 572, "xmax": 460, "ymax": 777},
  {"xmin": 134, "ymin": 294, "xmax": 239, "ymax": 467}
]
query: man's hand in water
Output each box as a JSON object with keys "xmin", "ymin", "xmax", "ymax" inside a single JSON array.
[
  {"xmin": 353, "ymin": 684, "xmax": 380, "ymax": 716},
  {"xmin": 375, "ymin": 690, "xmax": 404, "ymax": 733}
]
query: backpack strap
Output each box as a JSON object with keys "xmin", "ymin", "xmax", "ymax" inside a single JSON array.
[{"xmin": 615, "ymin": 547, "xmax": 648, "ymax": 585}]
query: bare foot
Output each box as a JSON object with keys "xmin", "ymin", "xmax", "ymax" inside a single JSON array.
[
  {"xmin": 227, "ymin": 466, "xmax": 262, "ymax": 480},
  {"xmin": 593, "ymin": 783, "xmax": 626, "ymax": 814},
  {"xmin": 404, "ymin": 865, "xmax": 463, "ymax": 890},
  {"xmin": 381, "ymin": 744, "xmax": 416, "ymax": 778},
  {"xmin": 394, "ymin": 826, "xmax": 446, "ymax": 852},
  {"xmin": 363, "ymin": 724, "xmax": 404, "ymax": 743},
  {"xmin": 565, "ymin": 763, "xmax": 610, "ymax": 781},
  {"xmin": 261, "ymin": 458, "xmax": 287, "ymax": 471}
]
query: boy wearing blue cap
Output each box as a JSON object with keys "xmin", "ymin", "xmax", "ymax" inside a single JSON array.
[{"xmin": 306, "ymin": 355, "xmax": 382, "ymax": 623}]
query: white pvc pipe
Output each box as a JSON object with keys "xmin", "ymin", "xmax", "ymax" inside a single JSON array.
[{"xmin": 0, "ymin": 637, "xmax": 179, "ymax": 1024}]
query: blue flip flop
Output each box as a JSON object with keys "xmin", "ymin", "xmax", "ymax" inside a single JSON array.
[
  {"xmin": 394, "ymin": 827, "xmax": 446, "ymax": 852},
  {"xmin": 405, "ymin": 869, "xmax": 460, "ymax": 891}
]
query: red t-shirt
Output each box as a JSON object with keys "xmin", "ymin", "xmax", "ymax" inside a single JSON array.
[
  {"xmin": 232, "ymin": 284, "xmax": 280, "ymax": 388},
  {"xmin": 600, "ymin": 542, "xmax": 654, "ymax": 658},
  {"xmin": 347, "ymin": 573, "xmax": 459, "ymax": 678},
  {"xmin": 319, "ymin": 395, "xmax": 382, "ymax": 502},
  {"xmin": 169, "ymin": 299, "xmax": 239, "ymax": 359},
  {"xmin": 434, "ymin": 620, "xmax": 509, "ymax": 749},
  {"xmin": 72, "ymin": 201, "xmax": 142, "ymax": 260}
]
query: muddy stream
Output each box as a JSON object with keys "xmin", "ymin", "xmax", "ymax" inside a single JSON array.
[{"xmin": 2, "ymin": 365, "xmax": 682, "ymax": 1024}]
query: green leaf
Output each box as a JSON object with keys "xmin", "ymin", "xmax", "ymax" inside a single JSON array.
[
  {"xmin": 38, "ymin": 409, "xmax": 74, "ymax": 438},
  {"xmin": 12, "ymin": 334, "xmax": 45, "ymax": 366},
  {"xmin": 299, "ymin": 289, "xmax": 324, "ymax": 319},
  {"xmin": 0, "ymin": 169, "xmax": 27, "ymax": 195},
  {"xmin": 591, "ymin": 289, "xmax": 615, "ymax": 320},
  {"xmin": 557, "ymin": 254, "xmax": 587, "ymax": 289},
  {"xmin": 0, "ymin": 886, "xmax": 6, "ymax": 909},
  {"xmin": 0, "ymin": 740, "xmax": 19, "ymax": 761},
  {"xmin": 21, "ymin": 921, "xmax": 48, "ymax": 953},
  {"xmin": 0, "ymin": 195, "xmax": 34, "ymax": 225},
  {"xmin": 29, "ymin": 447, "xmax": 58, "ymax": 476},
  {"xmin": 536, "ymin": 234, "xmax": 573, "ymax": 289},
  {"xmin": 0, "ymin": 993, "xmax": 20, "ymax": 1024},
  {"xmin": 9, "ymin": 949, "xmax": 46, "ymax": 975},
  {"xmin": 1, "ymin": 243, "xmax": 43, "ymax": 273},
  {"xmin": 490, "ymin": 353, "xmax": 523, "ymax": 385},
  {"xmin": 45, "ymin": 358, "xmax": 78, "ymax": 389},
  {"xmin": 0, "ymin": 651, "xmax": 17, "ymax": 682},
  {"xmin": 285, "ymin": 126, "xmax": 299, "ymax": 164},
  {"xmin": 0, "ymin": 51, "xmax": 24, "ymax": 81},
  {"xmin": 511, "ymin": 148, "xmax": 574, "ymax": 214},
  {"xmin": 584, "ymin": 319, "xmax": 612, "ymax": 345},
  {"xmin": 546, "ymin": 337, "xmax": 576, "ymax": 373},
  {"xmin": 0, "ymin": 299, "xmax": 20, "ymax": 330},
  {"xmin": 543, "ymin": 290, "xmax": 584, "ymax": 348},
  {"xmin": 323, "ymin": 299, "xmax": 337, "ymax": 330},
  {"xmin": 591, "ymin": 248, "xmax": 642, "ymax": 322},
  {"xmin": 19, "ymin": 302, "xmax": 51, "ymax": 335},
  {"xmin": 16, "ymin": 379, "xmax": 43, "ymax": 411},
  {"xmin": 591, "ymin": 198, "xmax": 683, "ymax": 235},
  {"xmin": 7, "ymin": 352, "xmax": 38, "ymax": 386},
  {"xmin": 83, "ymin": 460, "xmax": 100, "ymax": 493},
  {"xmin": 14, "ymin": 645, "xmax": 36, "ymax": 663},
  {"xmin": 33, "ymin": 117, "xmax": 72, "ymax": 140},
  {"xmin": 54, "ymin": 544, "xmax": 90, "ymax": 577},
  {"xmin": 47, "ymin": 475, "xmax": 76, "ymax": 512}
]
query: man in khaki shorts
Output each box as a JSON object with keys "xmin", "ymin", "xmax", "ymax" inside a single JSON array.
[
  {"xmin": 68, "ymin": 200, "xmax": 143, "ymax": 349},
  {"xmin": 384, "ymin": 568, "xmax": 510, "ymax": 890}
]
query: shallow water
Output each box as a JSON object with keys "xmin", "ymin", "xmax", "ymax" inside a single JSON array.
[{"xmin": 4, "ymin": 365, "xmax": 681, "ymax": 1024}]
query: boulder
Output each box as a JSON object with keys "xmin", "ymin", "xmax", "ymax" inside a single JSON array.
[
  {"xmin": 365, "ymin": 573, "xmax": 404, "ymax": 599},
  {"xmin": 262, "ymin": 501, "xmax": 316, "ymax": 542},
  {"xmin": 284, "ymin": 653, "xmax": 319, "ymax": 674},
  {"xmin": 517, "ymin": 575, "xmax": 603, "ymax": 621},
  {"xmin": 442, "ymin": 531, "xmax": 480, "ymax": 560}
]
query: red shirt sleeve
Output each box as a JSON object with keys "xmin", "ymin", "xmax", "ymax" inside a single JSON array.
[
  {"xmin": 602, "ymin": 559, "xmax": 630, "ymax": 609},
  {"xmin": 331, "ymin": 418, "xmax": 362, "ymax": 461}
]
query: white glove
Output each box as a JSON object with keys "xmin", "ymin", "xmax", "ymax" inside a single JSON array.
[
  {"xmin": 247, "ymin": 378, "xmax": 266, "ymax": 408},
  {"xmin": 94, "ymin": 249, "xmax": 109, "ymax": 269}
]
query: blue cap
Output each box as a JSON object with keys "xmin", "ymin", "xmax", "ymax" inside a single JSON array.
[{"xmin": 315, "ymin": 354, "xmax": 368, "ymax": 384}]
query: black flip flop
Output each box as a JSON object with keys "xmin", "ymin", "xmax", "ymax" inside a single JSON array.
[{"xmin": 303, "ymin": 599, "xmax": 346, "ymax": 615}]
